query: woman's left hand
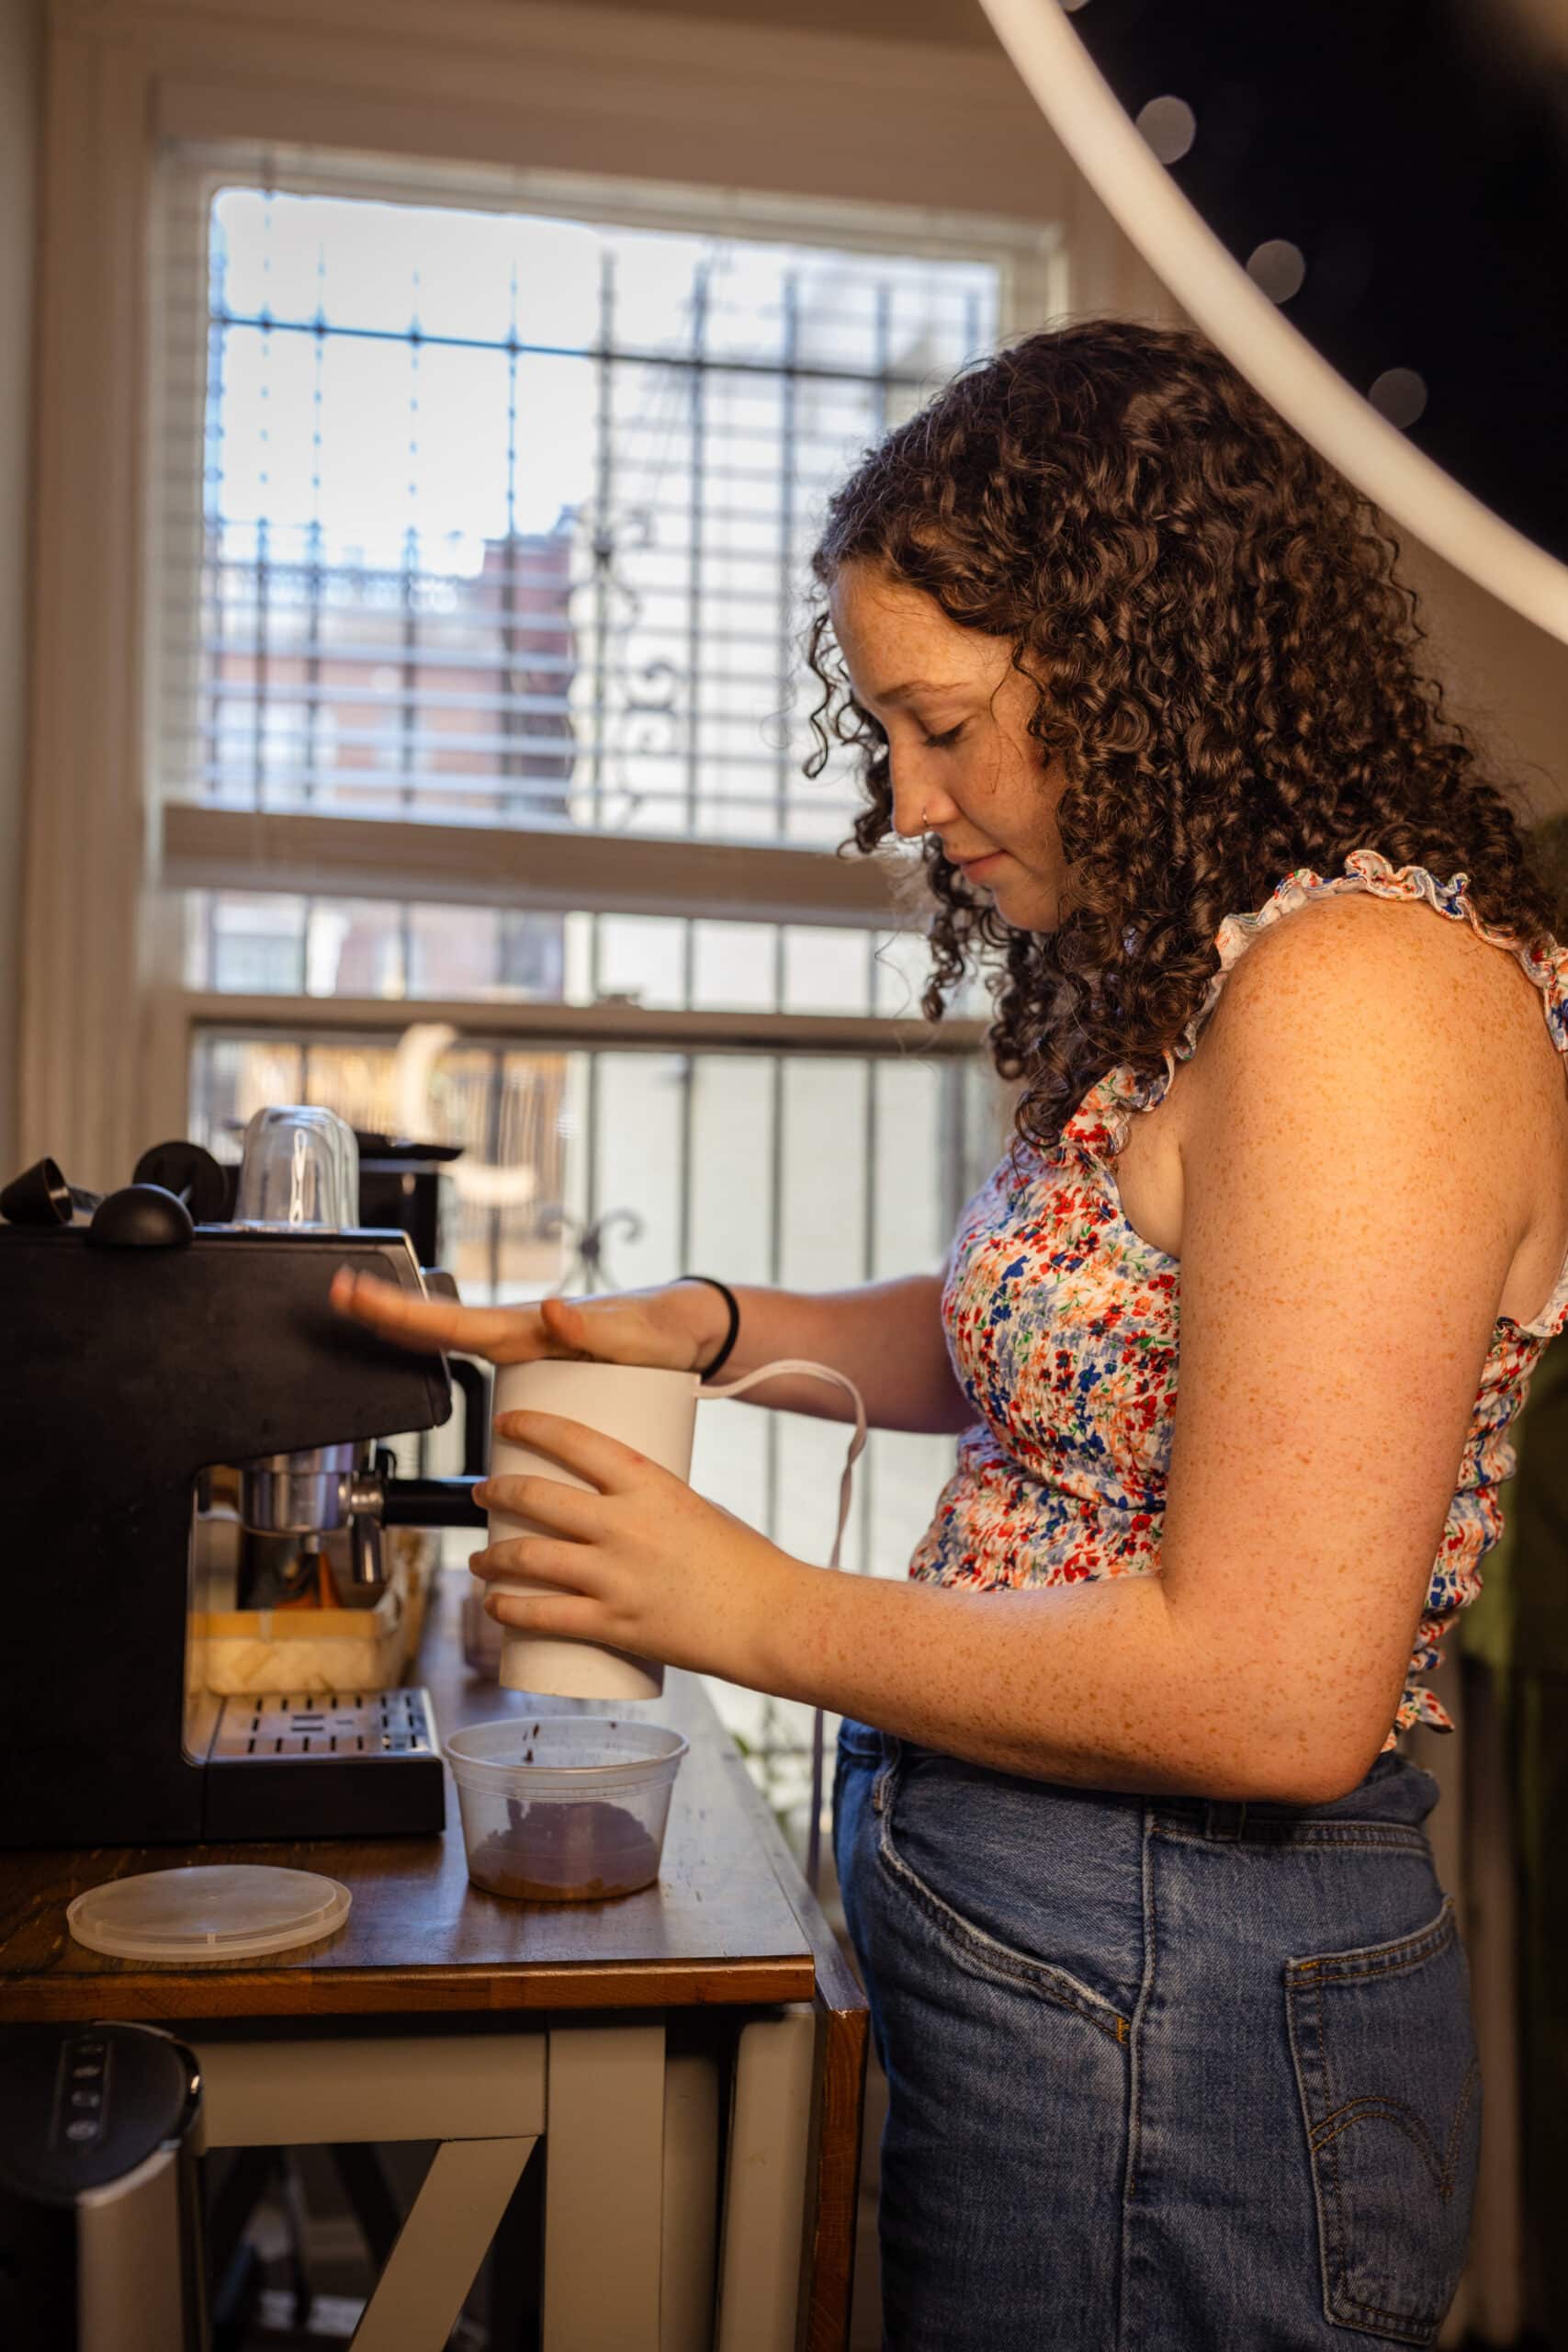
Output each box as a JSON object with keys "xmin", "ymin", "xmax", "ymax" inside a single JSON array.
[{"xmin": 470, "ymin": 1408, "xmax": 795, "ymax": 1681}]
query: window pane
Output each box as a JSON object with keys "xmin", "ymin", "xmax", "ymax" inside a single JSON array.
[
  {"xmin": 778, "ymin": 1058, "xmax": 867, "ymax": 1289},
  {"xmin": 201, "ymin": 893, "xmax": 308, "ymax": 993},
  {"xmin": 873, "ymin": 926, "xmax": 936, "ymax": 1016},
  {"xmin": 782, "ymin": 925, "xmax": 871, "ymax": 1014},
  {"xmin": 591, "ymin": 916, "xmax": 689, "ymax": 1011},
  {"xmin": 687, "ymin": 1055, "xmax": 775, "ymax": 1282},
  {"xmin": 871, "ymin": 1059, "xmax": 953, "ymax": 1281},
  {"xmin": 690, "ymin": 921, "xmax": 779, "ymax": 1012},
  {"xmin": 304, "ymin": 900, "xmax": 407, "ymax": 997},
  {"xmin": 186, "ymin": 893, "xmax": 998, "ymax": 1018},
  {"xmin": 164, "ymin": 185, "xmax": 999, "ymax": 842}
]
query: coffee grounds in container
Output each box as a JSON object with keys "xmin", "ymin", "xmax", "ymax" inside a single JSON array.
[{"xmin": 470, "ymin": 1797, "xmax": 661, "ymax": 1902}]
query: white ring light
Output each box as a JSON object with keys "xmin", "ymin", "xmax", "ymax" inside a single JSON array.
[{"xmin": 977, "ymin": 0, "xmax": 1568, "ymax": 648}]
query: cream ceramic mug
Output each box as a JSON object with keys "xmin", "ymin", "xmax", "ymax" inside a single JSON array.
[{"xmin": 486, "ymin": 1358, "xmax": 700, "ymax": 1699}]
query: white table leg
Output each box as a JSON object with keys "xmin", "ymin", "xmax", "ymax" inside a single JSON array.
[
  {"xmin": 194, "ymin": 2033, "xmax": 546, "ymax": 2145},
  {"xmin": 350, "ymin": 2135, "xmax": 538, "ymax": 2352},
  {"xmin": 660, "ymin": 2049, "xmax": 720, "ymax": 2352},
  {"xmin": 543, "ymin": 2021, "xmax": 666, "ymax": 2352},
  {"xmin": 714, "ymin": 2006, "xmax": 817, "ymax": 2352},
  {"xmin": 194, "ymin": 2032, "xmax": 547, "ymax": 2352}
]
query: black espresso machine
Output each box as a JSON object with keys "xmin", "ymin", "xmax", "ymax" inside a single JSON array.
[{"xmin": 0, "ymin": 1130, "xmax": 490, "ymax": 1849}]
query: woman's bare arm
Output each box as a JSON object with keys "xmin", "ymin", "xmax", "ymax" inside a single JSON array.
[
  {"xmin": 704, "ymin": 1274, "xmax": 973, "ymax": 1434},
  {"xmin": 330, "ymin": 1265, "xmax": 973, "ymax": 1436}
]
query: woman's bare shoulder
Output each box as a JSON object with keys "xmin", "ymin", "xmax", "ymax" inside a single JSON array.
[
  {"xmin": 1204, "ymin": 881, "xmax": 1551, "ymax": 1093},
  {"xmin": 1183, "ymin": 882, "xmax": 1566, "ymax": 1288}
]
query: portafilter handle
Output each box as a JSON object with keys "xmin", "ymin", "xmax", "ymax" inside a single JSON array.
[
  {"xmin": 378, "ymin": 1476, "xmax": 488, "ymax": 1529},
  {"xmin": 241, "ymin": 1449, "xmax": 488, "ymax": 1586},
  {"xmin": 343, "ymin": 1467, "xmax": 489, "ymax": 1586}
]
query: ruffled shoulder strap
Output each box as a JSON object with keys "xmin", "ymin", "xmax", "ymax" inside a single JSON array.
[{"xmin": 1059, "ymin": 849, "xmax": 1568, "ymax": 1264}]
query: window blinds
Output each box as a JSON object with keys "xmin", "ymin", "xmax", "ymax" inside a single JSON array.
[{"xmin": 152, "ymin": 150, "xmax": 1002, "ymax": 854}]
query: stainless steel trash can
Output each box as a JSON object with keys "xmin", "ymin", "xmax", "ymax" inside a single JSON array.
[{"xmin": 0, "ymin": 2020, "xmax": 208, "ymax": 2352}]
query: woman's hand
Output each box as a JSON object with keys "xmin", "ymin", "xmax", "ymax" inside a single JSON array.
[
  {"xmin": 328, "ymin": 1268, "xmax": 729, "ymax": 1374},
  {"xmin": 470, "ymin": 1408, "xmax": 795, "ymax": 1680}
]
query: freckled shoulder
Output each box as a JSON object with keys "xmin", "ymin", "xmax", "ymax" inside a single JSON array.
[
  {"xmin": 1179, "ymin": 884, "xmax": 1565, "ymax": 1277},
  {"xmin": 1196, "ymin": 884, "xmax": 1543, "ymax": 1082}
]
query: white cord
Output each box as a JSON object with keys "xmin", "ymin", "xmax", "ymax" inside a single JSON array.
[
  {"xmin": 700, "ymin": 1357, "xmax": 869, "ymax": 1894},
  {"xmin": 702, "ymin": 1357, "xmax": 867, "ymax": 1574}
]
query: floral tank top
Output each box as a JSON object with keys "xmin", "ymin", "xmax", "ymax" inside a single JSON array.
[{"xmin": 910, "ymin": 848, "xmax": 1568, "ymax": 1747}]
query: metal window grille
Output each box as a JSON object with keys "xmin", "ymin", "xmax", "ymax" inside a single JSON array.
[{"xmin": 157, "ymin": 170, "xmax": 1001, "ymax": 848}]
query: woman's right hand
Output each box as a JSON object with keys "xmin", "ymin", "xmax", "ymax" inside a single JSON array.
[{"xmin": 327, "ymin": 1266, "xmax": 728, "ymax": 1374}]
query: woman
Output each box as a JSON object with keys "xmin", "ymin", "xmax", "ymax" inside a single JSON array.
[{"xmin": 333, "ymin": 322, "xmax": 1568, "ymax": 2348}]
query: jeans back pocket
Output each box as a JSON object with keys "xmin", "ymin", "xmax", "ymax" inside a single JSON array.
[{"xmin": 1286, "ymin": 1895, "xmax": 1481, "ymax": 2346}]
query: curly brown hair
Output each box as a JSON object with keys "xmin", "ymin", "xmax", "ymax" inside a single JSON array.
[{"xmin": 806, "ymin": 319, "xmax": 1562, "ymax": 1159}]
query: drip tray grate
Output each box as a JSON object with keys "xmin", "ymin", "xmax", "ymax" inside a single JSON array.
[{"xmin": 208, "ymin": 1688, "xmax": 435, "ymax": 1761}]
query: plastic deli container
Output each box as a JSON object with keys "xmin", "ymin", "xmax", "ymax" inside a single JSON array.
[{"xmin": 444, "ymin": 1717, "xmax": 689, "ymax": 1902}]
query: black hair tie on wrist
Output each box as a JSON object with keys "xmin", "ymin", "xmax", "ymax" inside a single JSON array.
[{"xmin": 679, "ymin": 1272, "xmax": 740, "ymax": 1383}]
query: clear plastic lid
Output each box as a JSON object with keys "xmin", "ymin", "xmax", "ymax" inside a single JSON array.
[
  {"xmin": 67, "ymin": 1865, "xmax": 352, "ymax": 1962},
  {"xmin": 233, "ymin": 1105, "xmax": 360, "ymax": 1230}
]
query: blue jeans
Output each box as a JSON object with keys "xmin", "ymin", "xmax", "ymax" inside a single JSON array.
[{"xmin": 834, "ymin": 1720, "xmax": 1481, "ymax": 2351}]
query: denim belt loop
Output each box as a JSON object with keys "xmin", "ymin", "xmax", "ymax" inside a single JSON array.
[
  {"xmin": 871, "ymin": 1734, "xmax": 902, "ymax": 1815},
  {"xmin": 1204, "ymin": 1799, "xmax": 1247, "ymax": 1841}
]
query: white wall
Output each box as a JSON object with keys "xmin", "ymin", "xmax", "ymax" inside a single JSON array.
[
  {"xmin": 0, "ymin": 0, "xmax": 39, "ymax": 1177},
  {"xmin": 1397, "ymin": 537, "xmax": 1568, "ymax": 824}
]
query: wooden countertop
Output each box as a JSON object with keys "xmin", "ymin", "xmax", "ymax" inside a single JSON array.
[{"xmin": 0, "ymin": 1574, "xmax": 818, "ymax": 2021}]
